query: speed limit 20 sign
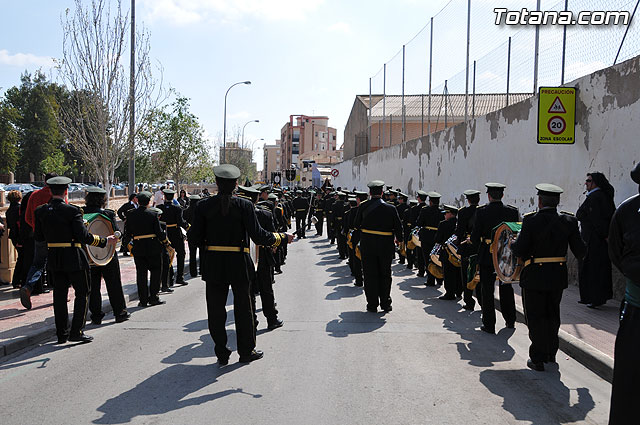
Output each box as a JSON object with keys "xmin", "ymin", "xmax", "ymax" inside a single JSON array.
[{"xmin": 537, "ymin": 87, "xmax": 575, "ymax": 144}]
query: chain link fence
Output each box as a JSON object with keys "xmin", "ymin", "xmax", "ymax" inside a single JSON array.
[{"xmin": 367, "ymin": 0, "xmax": 640, "ymax": 146}]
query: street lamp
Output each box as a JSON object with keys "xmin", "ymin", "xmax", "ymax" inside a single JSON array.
[
  {"xmin": 241, "ymin": 119, "xmax": 259, "ymax": 148},
  {"xmin": 223, "ymin": 80, "xmax": 251, "ymax": 163}
]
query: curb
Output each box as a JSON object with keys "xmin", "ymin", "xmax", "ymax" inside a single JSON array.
[
  {"xmin": 496, "ymin": 296, "xmax": 614, "ymax": 383},
  {"xmin": 0, "ymin": 280, "xmax": 140, "ymax": 359}
]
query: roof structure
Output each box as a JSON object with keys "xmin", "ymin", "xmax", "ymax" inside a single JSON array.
[{"xmin": 369, "ymin": 93, "xmax": 533, "ymax": 121}]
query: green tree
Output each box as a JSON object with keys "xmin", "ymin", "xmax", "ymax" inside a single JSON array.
[
  {"xmin": 140, "ymin": 97, "xmax": 207, "ymax": 192},
  {"xmin": 3, "ymin": 71, "xmax": 69, "ymax": 181},
  {"xmin": 40, "ymin": 150, "xmax": 73, "ymax": 176},
  {"xmin": 0, "ymin": 101, "xmax": 20, "ymax": 174}
]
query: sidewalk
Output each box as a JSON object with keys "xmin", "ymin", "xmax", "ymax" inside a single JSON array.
[
  {"xmin": 0, "ymin": 253, "xmax": 140, "ymax": 357},
  {"xmin": 497, "ymin": 283, "xmax": 618, "ymax": 383}
]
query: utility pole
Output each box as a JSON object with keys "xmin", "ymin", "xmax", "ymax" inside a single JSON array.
[{"xmin": 128, "ymin": 0, "xmax": 135, "ymax": 193}]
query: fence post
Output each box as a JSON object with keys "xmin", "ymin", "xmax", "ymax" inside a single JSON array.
[
  {"xmin": 421, "ymin": 94, "xmax": 424, "ymax": 137},
  {"xmin": 472, "ymin": 60, "xmax": 476, "ymax": 119},
  {"xmin": 383, "ymin": 63, "xmax": 386, "ymax": 148},
  {"xmin": 390, "ymin": 114, "xmax": 393, "ymax": 146},
  {"xmin": 369, "ymin": 77, "xmax": 372, "ymax": 153},
  {"xmin": 428, "ymin": 16, "xmax": 433, "ymax": 135},
  {"xmin": 464, "ymin": 0, "xmax": 471, "ymax": 122},
  {"xmin": 506, "ymin": 36, "xmax": 512, "ymax": 108},
  {"xmin": 533, "ymin": 0, "xmax": 541, "ymax": 93},
  {"xmin": 561, "ymin": 0, "xmax": 568, "ymax": 84},
  {"xmin": 402, "ymin": 44, "xmax": 406, "ymax": 143},
  {"xmin": 444, "ymin": 80, "xmax": 448, "ymax": 128}
]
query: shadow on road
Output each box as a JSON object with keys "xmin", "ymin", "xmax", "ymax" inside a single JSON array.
[
  {"xmin": 479, "ymin": 367, "xmax": 595, "ymax": 424},
  {"xmin": 396, "ymin": 275, "xmax": 516, "ymax": 368},
  {"xmin": 325, "ymin": 310, "xmax": 386, "ymax": 337},
  {"xmin": 92, "ymin": 362, "xmax": 258, "ymax": 424}
]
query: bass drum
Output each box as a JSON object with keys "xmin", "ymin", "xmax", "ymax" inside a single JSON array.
[
  {"xmin": 83, "ymin": 213, "xmax": 116, "ymax": 266},
  {"xmin": 491, "ymin": 222, "xmax": 523, "ymax": 283}
]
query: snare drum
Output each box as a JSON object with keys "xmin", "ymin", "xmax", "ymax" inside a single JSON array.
[
  {"xmin": 410, "ymin": 228, "xmax": 421, "ymax": 248},
  {"xmin": 445, "ymin": 235, "xmax": 462, "ymax": 268},
  {"xmin": 430, "ymin": 243, "xmax": 443, "ymax": 267}
]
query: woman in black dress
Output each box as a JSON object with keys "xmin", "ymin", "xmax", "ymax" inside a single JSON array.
[{"xmin": 576, "ymin": 172, "xmax": 616, "ymax": 307}]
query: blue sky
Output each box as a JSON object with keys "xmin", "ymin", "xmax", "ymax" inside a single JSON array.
[{"xmin": 1, "ymin": 0, "xmax": 634, "ymax": 170}]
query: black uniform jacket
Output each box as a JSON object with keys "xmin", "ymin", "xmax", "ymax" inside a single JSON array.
[
  {"xmin": 417, "ymin": 205, "xmax": 445, "ymax": 249},
  {"xmin": 124, "ymin": 206, "xmax": 168, "ymax": 258},
  {"xmin": 608, "ymin": 193, "xmax": 640, "ymax": 283},
  {"xmin": 332, "ymin": 200, "xmax": 347, "ymax": 229},
  {"xmin": 183, "ymin": 199, "xmax": 200, "ymax": 225},
  {"xmin": 352, "ymin": 198, "xmax": 403, "ymax": 253},
  {"xmin": 292, "ymin": 196, "xmax": 309, "ymax": 219},
  {"xmin": 455, "ymin": 204, "xmax": 478, "ymax": 257},
  {"xmin": 34, "ymin": 198, "xmax": 107, "ymax": 272},
  {"xmin": 158, "ymin": 202, "xmax": 189, "ymax": 243},
  {"xmin": 471, "ymin": 201, "xmax": 519, "ymax": 266},
  {"xmin": 117, "ymin": 202, "xmax": 136, "ymax": 221},
  {"xmin": 255, "ymin": 203, "xmax": 277, "ymax": 267},
  {"xmin": 188, "ymin": 195, "xmax": 287, "ymax": 282},
  {"xmin": 314, "ymin": 197, "xmax": 325, "ymax": 216},
  {"xmin": 512, "ymin": 208, "xmax": 586, "ymax": 291}
]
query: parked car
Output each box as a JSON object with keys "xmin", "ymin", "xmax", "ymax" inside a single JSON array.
[
  {"xmin": 0, "ymin": 183, "xmax": 6, "ymax": 192},
  {"xmin": 5, "ymin": 183, "xmax": 38, "ymax": 194}
]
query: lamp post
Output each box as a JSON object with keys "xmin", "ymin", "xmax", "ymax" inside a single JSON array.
[
  {"xmin": 223, "ymin": 80, "xmax": 251, "ymax": 163},
  {"xmin": 241, "ymin": 119, "xmax": 259, "ymax": 148}
]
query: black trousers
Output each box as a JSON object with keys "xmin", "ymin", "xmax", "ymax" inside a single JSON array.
[
  {"xmin": 337, "ymin": 231, "xmax": 348, "ymax": 259},
  {"xmin": 255, "ymin": 261, "xmax": 278, "ymax": 322},
  {"xmin": 460, "ymin": 257, "xmax": 476, "ymax": 308},
  {"xmin": 50, "ymin": 269, "xmax": 90, "ymax": 339},
  {"xmin": 350, "ymin": 247, "xmax": 363, "ymax": 284},
  {"xmin": 133, "ymin": 255, "xmax": 161, "ymax": 305},
  {"xmin": 295, "ymin": 216, "xmax": 306, "ymax": 238},
  {"xmin": 188, "ymin": 240, "xmax": 200, "ymax": 277},
  {"xmin": 415, "ymin": 247, "xmax": 425, "ymax": 274},
  {"xmin": 169, "ymin": 235, "xmax": 186, "ymax": 283},
  {"xmin": 406, "ymin": 247, "xmax": 415, "ymax": 268},
  {"xmin": 522, "ymin": 288, "xmax": 562, "ymax": 363},
  {"xmin": 443, "ymin": 260, "xmax": 462, "ymax": 297},
  {"xmin": 12, "ymin": 246, "xmax": 25, "ymax": 287},
  {"xmin": 161, "ymin": 248, "xmax": 175, "ymax": 289},
  {"xmin": 315, "ymin": 214, "xmax": 324, "ymax": 235},
  {"xmin": 361, "ymin": 247, "xmax": 393, "ymax": 310},
  {"xmin": 205, "ymin": 277, "xmax": 256, "ymax": 358},
  {"xmin": 479, "ymin": 264, "xmax": 516, "ymax": 329},
  {"xmin": 89, "ymin": 256, "xmax": 127, "ymax": 320},
  {"xmin": 609, "ymin": 300, "xmax": 640, "ymax": 424}
]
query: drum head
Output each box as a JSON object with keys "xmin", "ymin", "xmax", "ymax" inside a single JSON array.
[
  {"xmin": 491, "ymin": 222, "xmax": 523, "ymax": 283},
  {"xmin": 85, "ymin": 215, "xmax": 115, "ymax": 266},
  {"xmin": 411, "ymin": 230, "xmax": 421, "ymax": 248},
  {"xmin": 428, "ymin": 262, "xmax": 444, "ymax": 279}
]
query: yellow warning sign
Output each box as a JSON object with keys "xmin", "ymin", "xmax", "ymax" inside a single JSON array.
[{"xmin": 537, "ymin": 87, "xmax": 576, "ymax": 144}]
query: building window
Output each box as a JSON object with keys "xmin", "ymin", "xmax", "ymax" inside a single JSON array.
[
  {"xmin": 333, "ymin": 135, "xmax": 336, "ymax": 140},
  {"xmin": 315, "ymin": 131, "xmax": 318, "ymax": 137}
]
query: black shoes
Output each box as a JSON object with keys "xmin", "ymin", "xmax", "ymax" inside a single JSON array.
[
  {"xmin": 267, "ymin": 319, "xmax": 284, "ymax": 330},
  {"xmin": 354, "ymin": 281, "xmax": 363, "ymax": 287},
  {"xmin": 505, "ymin": 322, "xmax": 515, "ymax": 329},
  {"xmin": 149, "ymin": 299, "xmax": 165, "ymax": 306},
  {"xmin": 57, "ymin": 336, "xmax": 68, "ymax": 344},
  {"xmin": 20, "ymin": 287, "xmax": 32, "ymax": 310},
  {"xmin": 218, "ymin": 356, "xmax": 229, "ymax": 366},
  {"xmin": 69, "ymin": 333, "xmax": 93, "ymax": 344},
  {"xmin": 115, "ymin": 312, "xmax": 131, "ymax": 323},
  {"xmin": 160, "ymin": 287, "xmax": 174, "ymax": 293},
  {"xmin": 480, "ymin": 325, "xmax": 495, "ymax": 335},
  {"xmin": 417, "ymin": 272, "xmax": 425, "ymax": 278},
  {"xmin": 382, "ymin": 305, "xmax": 392, "ymax": 312},
  {"xmin": 176, "ymin": 280, "xmax": 187, "ymax": 286},
  {"xmin": 239, "ymin": 350, "xmax": 264, "ymax": 363},
  {"xmin": 137, "ymin": 301, "xmax": 148, "ymax": 308},
  {"xmin": 463, "ymin": 304, "xmax": 475, "ymax": 311},
  {"xmin": 527, "ymin": 359, "xmax": 545, "ymax": 371},
  {"xmin": 366, "ymin": 307, "xmax": 378, "ymax": 313},
  {"xmin": 439, "ymin": 294, "xmax": 456, "ymax": 300},
  {"xmin": 91, "ymin": 314, "xmax": 105, "ymax": 325}
]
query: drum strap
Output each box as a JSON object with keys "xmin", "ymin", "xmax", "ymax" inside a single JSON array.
[
  {"xmin": 48, "ymin": 242, "xmax": 82, "ymax": 248},
  {"xmin": 133, "ymin": 234, "xmax": 156, "ymax": 240},
  {"xmin": 166, "ymin": 224, "xmax": 178, "ymax": 228},
  {"xmin": 424, "ymin": 226, "xmax": 438, "ymax": 231},
  {"xmin": 362, "ymin": 229, "xmax": 393, "ymax": 236},
  {"xmin": 206, "ymin": 245, "xmax": 250, "ymax": 253},
  {"xmin": 524, "ymin": 256, "xmax": 567, "ymax": 267}
]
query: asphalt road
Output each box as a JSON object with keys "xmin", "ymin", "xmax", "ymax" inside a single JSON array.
[{"xmin": 0, "ymin": 232, "xmax": 611, "ymax": 424}]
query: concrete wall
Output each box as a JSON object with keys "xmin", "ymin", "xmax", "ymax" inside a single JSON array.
[{"xmin": 334, "ymin": 55, "xmax": 640, "ymax": 298}]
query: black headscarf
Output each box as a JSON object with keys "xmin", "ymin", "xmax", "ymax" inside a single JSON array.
[{"xmin": 588, "ymin": 172, "xmax": 616, "ymax": 212}]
